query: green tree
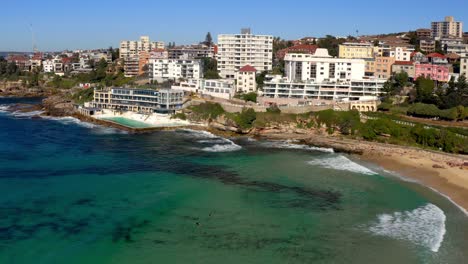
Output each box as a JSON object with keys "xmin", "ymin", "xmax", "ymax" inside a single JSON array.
[
  {"xmin": 201, "ymin": 57, "xmax": 220, "ymax": 79},
  {"xmin": 203, "ymin": 32, "xmax": 213, "ymax": 46},
  {"xmin": 414, "ymin": 76, "xmax": 435, "ymax": 103}
]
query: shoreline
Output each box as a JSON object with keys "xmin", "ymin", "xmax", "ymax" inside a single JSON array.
[{"xmin": 2, "ymin": 99, "xmax": 468, "ymax": 213}]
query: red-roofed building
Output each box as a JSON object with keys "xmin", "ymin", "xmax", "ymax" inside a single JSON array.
[
  {"xmin": 426, "ymin": 53, "xmax": 448, "ymax": 64},
  {"xmin": 276, "ymin": 44, "xmax": 318, "ymax": 60},
  {"xmin": 236, "ymin": 64, "xmax": 257, "ymax": 93},
  {"xmin": 6, "ymin": 55, "xmax": 30, "ymax": 71},
  {"xmin": 392, "ymin": 61, "xmax": 415, "ymax": 78}
]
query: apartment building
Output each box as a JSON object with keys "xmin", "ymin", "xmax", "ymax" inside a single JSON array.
[
  {"xmin": 150, "ymin": 49, "xmax": 169, "ymax": 59},
  {"xmin": 284, "ymin": 49, "xmax": 366, "ymax": 83},
  {"xmin": 392, "ymin": 61, "xmax": 415, "ymax": 78},
  {"xmin": 171, "ymin": 79, "xmax": 236, "ymax": 99},
  {"xmin": 262, "ymin": 48, "xmax": 386, "ymax": 101},
  {"xmin": 432, "ymin": 16, "xmax": 463, "ymax": 39},
  {"xmin": 263, "ymin": 76, "xmax": 385, "ymax": 101},
  {"xmin": 217, "ymin": 28, "xmax": 273, "ymax": 79},
  {"xmin": 168, "ymin": 44, "xmax": 215, "ymax": 59},
  {"xmin": 420, "ymin": 39, "xmax": 436, "ymax": 53},
  {"xmin": 445, "ymin": 43, "xmax": 468, "ymax": 57},
  {"xmin": 6, "ymin": 55, "xmax": 29, "ymax": 71},
  {"xmin": 92, "ymin": 87, "xmax": 184, "ymax": 114},
  {"xmin": 124, "ymin": 57, "xmax": 139, "ymax": 77},
  {"xmin": 365, "ymin": 58, "xmax": 376, "ymax": 77},
  {"xmin": 389, "ymin": 47, "xmax": 414, "ymax": 61},
  {"xmin": 236, "ymin": 65, "xmax": 257, "ymax": 93},
  {"xmin": 148, "ymin": 59, "xmax": 203, "ymax": 82},
  {"xmin": 276, "ymin": 44, "xmax": 318, "ymax": 60},
  {"xmin": 461, "ymin": 57, "xmax": 468, "ymax": 76},
  {"xmin": 374, "ymin": 56, "xmax": 396, "ymax": 79},
  {"xmin": 120, "ymin": 36, "xmax": 165, "ymax": 59},
  {"xmin": 43, "ymin": 59, "xmax": 54, "ymax": 73},
  {"xmin": 338, "ymin": 42, "xmax": 374, "ymax": 59},
  {"xmin": 416, "ymin": 28, "xmax": 432, "ymax": 39},
  {"xmin": 415, "ymin": 64, "xmax": 450, "ymax": 82}
]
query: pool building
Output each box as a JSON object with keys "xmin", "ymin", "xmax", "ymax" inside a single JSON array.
[{"xmin": 91, "ymin": 87, "xmax": 184, "ymax": 114}]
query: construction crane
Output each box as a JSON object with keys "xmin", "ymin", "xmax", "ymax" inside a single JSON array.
[{"xmin": 29, "ymin": 23, "xmax": 38, "ymax": 53}]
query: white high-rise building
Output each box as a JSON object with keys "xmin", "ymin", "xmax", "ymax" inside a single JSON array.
[
  {"xmin": 389, "ymin": 47, "xmax": 414, "ymax": 61},
  {"xmin": 284, "ymin": 49, "xmax": 366, "ymax": 83},
  {"xmin": 431, "ymin": 16, "xmax": 463, "ymax": 39},
  {"xmin": 148, "ymin": 59, "xmax": 203, "ymax": 82},
  {"xmin": 120, "ymin": 36, "xmax": 165, "ymax": 59},
  {"xmin": 263, "ymin": 49, "xmax": 386, "ymax": 101},
  {"xmin": 217, "ymin": 28, "xmax": 273, "ymax": 79}
]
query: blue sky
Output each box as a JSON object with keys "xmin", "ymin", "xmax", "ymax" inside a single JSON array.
[{"xmin": 1, "ymin": 0, "xmax": 467, "ymax": 51}]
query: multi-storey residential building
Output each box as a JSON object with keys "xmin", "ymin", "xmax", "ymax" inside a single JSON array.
[
  {"xmin": 168, "ymin": 44, "xmax": 215, "ymax": 59},
  {"xmin": 338, "ymin": 42, "xmax": 374, "ymax": 59},
  {"xmin": 415, "ymin": 64, "xmax": 450, "ymax": 82},
  {"xmin": 420, "ymin": 39, "xmax": 436, "ymax": 53},
  {"xmin": 461, "ymin": 57, "xmax": 468, "ymax": 76},
  {"xmin": 171, "ymin": 79, "xmax": 236, "ymax": 99},
  {"xmin": 150, "ymin": 49, "xmax": 169, "ymax": 59},
  {"xmin": 138, "ymin": 51, "xmax": 150, "ymax": 76},
  {"xmin": 374, "ymin": 56, "xmax": 396, "ymax": 79},
  {"xmin": 92, "ymin": 87, "xmax": 184, "ymax": 114},
  {"xmin": 392, "ymin": 61, "xmax": 415, "ymax": 78},
  {"xmin": 364, "ymin": 58, "xmax": 376, "ymax": 77},
  {"xmin": 43, "ymin": 59, "xmax": 54, "ymax": 73},
  {"xmin": 427, "ymin": 53, "xmax": 448, "ymax": 64},
  {"xmin": 217, "ymin": 28, "xmax": 273, "ymax": 79},
  {"xmin": 7, "ymin": 55, "xmax": 30, "ymax": 71},
  {"xmin": 416, "ymin": 28, "xmax": 432, "ymax": 39},
  {"xmin": 262, "ymin": 49, "xmax": 386, "ymax": 102},
  {"xmin": 119, "ymin": 36, "xmax": 165, "ymax": 59},
  {"xmin": 389, "ymin": 47, "xmax": 414, "ymax": 61},
  {"xmin": 124, "ymin": 57, "xmax": 139, "ymax": 77},
  {"xmin": 236, "ymin": 65, "xmax": 257, "ymax": 93},
  {"xmin": 263, "ymin": 76, "xmax": 385, "ymax": 101},
  {"xmin": 276, "ymin": 44, "xmax": 318, "ymax": 60},
  {"xmin": 445, "ymin": 43, "xmax": 468, "ymax": 57},
  {"xmin": 284, "ymin": 49, "xmax": 366, "ymax": 83},
  {"xmin": 148, "ymin": 59, "xmax": 203, "ymax": 82},
  {"xmin": 432, "ymin": 16, "xmax": 463, "ymax": 39}
]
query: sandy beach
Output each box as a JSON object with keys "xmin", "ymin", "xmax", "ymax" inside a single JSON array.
[
  {"xmin": 361, "ymin": 148, "xmax": 468, "ymax": 213},
  {"xmin": 257, "ymin": 130, "xmax": 468, "ymax": 213}
]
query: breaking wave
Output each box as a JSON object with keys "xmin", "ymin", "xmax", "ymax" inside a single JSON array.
[
  {"xmin": 368, "ymin": 203, "xmax": 446, "ymax": 252},
  {"xmin": 308, "ymin": 155, "xmax": 376, "ymax": 175},
  {"xmin": 178, "ymin": 129, "xmax": 242, "ymax": 152},
  {"xmin": 41, "ymin": 116, "xmax": 126, "ymax": 134},
  {"xmin": 259, "ymin": 140, "xmax": 334, "ymax": 153}
]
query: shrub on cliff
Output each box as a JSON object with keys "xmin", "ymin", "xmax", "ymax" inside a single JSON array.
[
  {"xmin": 190, "ymin": 102, "xmax": 225, "ymax": 120},
  {"xmin": 234, "ymin": 108, "xmax": 257, "ymax": 129}
]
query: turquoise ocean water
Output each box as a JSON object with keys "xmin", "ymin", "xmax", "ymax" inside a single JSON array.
[{"xmin": 0, "ymin": 97, "xmax": 467, "ymax": 263}]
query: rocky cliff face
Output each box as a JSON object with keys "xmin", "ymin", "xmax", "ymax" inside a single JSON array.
[
  {"xmin": 0, "ymin": 80, "xmax": 49, "ymax": 97},
  {"xmin": 42, "ymin": 95, "xmax": 75, "ymax": 117}
]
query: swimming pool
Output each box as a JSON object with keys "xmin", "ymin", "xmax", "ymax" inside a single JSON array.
[{"xmin": 101, "ymin": 117, "xmax": 155, "ymax": 128}]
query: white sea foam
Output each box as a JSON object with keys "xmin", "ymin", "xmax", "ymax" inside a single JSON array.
[
  {"xmin": 0, "ymin": 105, "xmax": 10, "ymax": 112},
  {"xmin": 178, "ymin": 129, "xmax": 242, "ymax": 152},
  {"xmin": 11, "ymin": 110, "xmax": 45, "ymax": 118},
  {"xmin": 260, "ymin": 140, "xmax": 334, "ymax": 153},
  {"xmin": 178, "ymin": 129, "xmax": 218, "ymax": 139},
  {"xmin": 41, "ymin": 116, "xmax": 126, "ymax": 134},
  {"xmin": 307, "ymin": 155, "xmax": 377, "ymax": 175},
  {"xmin": 368, "ymin": 204, "xmax": 446, "ymax": 252},
  {"xmin": 201, "ymin": 143, "xmax": 243, "ymax": 152}
]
